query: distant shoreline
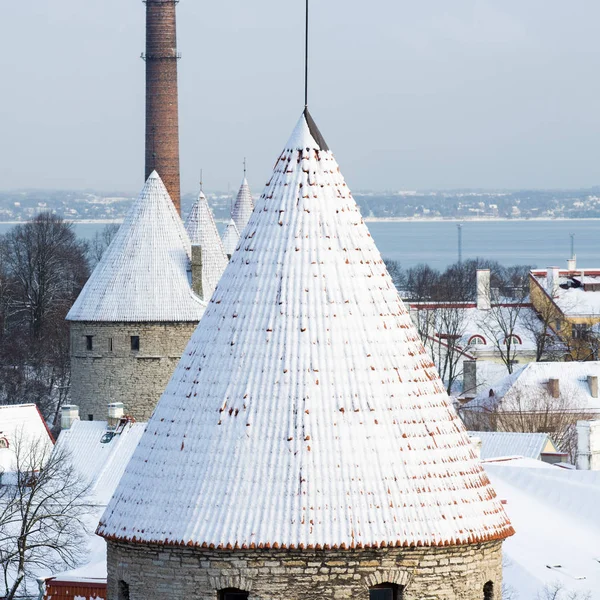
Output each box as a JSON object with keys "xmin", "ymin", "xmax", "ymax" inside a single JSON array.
[{"xmin": 2, "ymin": 216, "xmax": 600, "ymax": 226}]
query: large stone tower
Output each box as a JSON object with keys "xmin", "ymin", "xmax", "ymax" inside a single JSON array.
[
  {"xmin": 144, "ymin": 0, "xmax": 181, "ymax": 212},
  {"xmin": 99, "ymin": 112, "xmax": 513, "ymax": 600},
  {"xmin": 67, "ymin": 172, "xmax": 205, "ymax": 421}
]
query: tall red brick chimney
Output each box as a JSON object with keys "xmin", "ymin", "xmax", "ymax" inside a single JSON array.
[{"xmin": 144, "ymin": 0, "xmax": 181, "ymax": 213}]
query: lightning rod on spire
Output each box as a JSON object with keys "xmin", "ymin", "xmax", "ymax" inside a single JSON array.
[{"xmin": 305, "ymin": 0, "xmax": 309, "ymax": 108}]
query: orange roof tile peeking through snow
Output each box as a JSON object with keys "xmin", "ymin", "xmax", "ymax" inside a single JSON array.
[{"xmin": 97, "ymin": 110, "xmax": 514, "ymax": 550}]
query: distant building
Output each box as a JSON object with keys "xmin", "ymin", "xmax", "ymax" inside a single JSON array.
[
  {"xmin": 66, "ymin": 172, "xmax": 206, "ymax": 421},
  {"xmin": 530, "ymin": 258, "xmax": 600, "ymax": 360},
  {"xmin": 0, "ymin": 404, "xmax": 54, "ymax": 479}
]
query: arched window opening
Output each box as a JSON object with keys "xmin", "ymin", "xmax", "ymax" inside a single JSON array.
[
  {"xmin": 117, "ymin": 580, "xmax": 130, "ymax": 600},
  {"xmin": 503, "ymin": 334, "xmax": 522, "ymax": 345},
  {"xmin": 468, "ymin": 335, "xmax": 487, "ymax": 346},
  {"xmin": 370, "ymin": 583, "xmax": 403, "ymax": 600},
  {"xmin": 483, "ymin": 581, "xmax": 494, "ymax": 600},
  {"xmin": 219, "ymin": 589, "xmax": 249, "ymax": 600}
]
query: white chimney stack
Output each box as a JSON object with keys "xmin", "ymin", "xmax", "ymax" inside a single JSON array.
[
  {"xmin": 61, "ymin": 405, "xmax": 80, "ymax": 430},
  {"xmin": 108, "ymin": 402, "xmax": 125, "ymax": 428},
  {"xmin": 567, "ymin": 256, "xmax": 577, "ymax": 272},
  {"xmin": 476, "ymin": 269, "xmax": 491, "ymax": 310},
  {"xmin": 577, "ymin": 420, "xmax": 600, "ymax": 470},
  {"xmin": 546, "ymin": 266, "xmax": 560, "ymax": 297}
]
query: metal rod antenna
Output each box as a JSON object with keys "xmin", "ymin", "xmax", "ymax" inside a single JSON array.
[
  {"xmin": 244, "ymin": 157, "xmax": 247, "ymax": 178},
  {"xmin": 305, "ymin": 0, "xmax": 309, "ymax": 108},
  {"xmin": 200, "ymin": 169, "xmax": 203, "ymax": 192}
]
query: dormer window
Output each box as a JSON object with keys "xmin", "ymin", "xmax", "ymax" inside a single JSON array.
[
  {"xmin": 370, "ymin": 584, "xmax": 402, "ymax": 600},
  {"xmin": 468, "ymin": 335, "xmax": 486, "ymax": 346},
  {"xmin": 219, "ymin": 589, "xmax": 249, "ymax": 600}
]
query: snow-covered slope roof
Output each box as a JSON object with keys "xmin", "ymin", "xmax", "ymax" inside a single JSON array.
[
  {"xmin": 0, "ymin": 404, "xmax": 54, "ymax": 474},
  {"xmin": 221, "ymin": 219, "xmax": 240, "ymax": 256},
  {"xmin": 184, "ymin": 191, "xmax": 228, "ymax": 301},
  {"xmin": 469, "ymin": 361, "xmax": 600, "ymax": 413},
  {"xmin": 468, "ymin": 431, "xmax": 557, "ymax": 461},
  {"xmin": 67, "ymin": 172, "xmax": 205, "ymax": 323},
  {"xmin": 486, "ymin": 463, "xmax": 600, "ymax": 598},
  {"xmin": 231, "ymin": 177, "xmax": 254, "ymax": 233},
  {"xmin": 98, "ymin": 110, "xmax": 513, "ymax": 550}
]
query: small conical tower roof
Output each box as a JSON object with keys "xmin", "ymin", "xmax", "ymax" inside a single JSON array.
[
  {"xmin": 98, "ymin": 111, "xmax": 513, "ymax": 549},
  {"xmin": 185, "ymin": 190, "xmax": 229, "ymax": 301},
  {"xmin": 221, "ymin": 219, "xmax": 240, "ymax": 257},
  {"xmin": 67, "ymin": 172, "xmax": 205, "ymax": 322},
  {"xmin": 231, "ymin": 177, "xmax": 254, "ymax": 233}
]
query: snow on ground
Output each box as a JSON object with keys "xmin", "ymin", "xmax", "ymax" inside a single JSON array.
[{"xmin": 485, "ymin": 461, "xmax": 600, "ymax": 598}]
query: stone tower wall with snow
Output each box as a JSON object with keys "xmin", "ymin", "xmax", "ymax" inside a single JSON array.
[
  {"xmin": 70, "ymin": 321, "xmax": 197, "ymax": 421},
  {"xmin": 106, "ymin": 541, "xmax": 503, "ymax": 600}
]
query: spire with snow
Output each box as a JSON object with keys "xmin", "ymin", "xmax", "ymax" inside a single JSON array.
[
  {"xmin": 185, "ymin": 190, "xmax": 228, "ymax": 301},
  {"xmin": 221, "ymin": 219, "xmax": 240, "ymax": 258},
  {"xmin": 231, "ymin": 176, "xmax": 254, "ymax": 233},
  {"xmin": 98, "ymin": 111, "xmax": 513, "ymax": 550},
  {"xmin": 67, "ymin": 171, "xmax": 205, "ymax": 322}
]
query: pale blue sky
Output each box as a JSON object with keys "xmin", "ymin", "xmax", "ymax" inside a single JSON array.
[{"xmin": 1, "ymin": 1, "xmax": 599, "ymax": 193}]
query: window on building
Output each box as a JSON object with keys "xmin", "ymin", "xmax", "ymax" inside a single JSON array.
[
  {"xmin": 88, "ymin": 414, "xmax": 93, "ymax": 421},
  {"xmin": 130, "ymin": 335, "xmax": 140, "ymax": 351},
  {"xmin": 483, "ymin": 581, "xmax": 494, "ymax": 600},
  {"xmin": 468, "ymin": 335, "xmax": 486, "ymax": 345},
  {"xmin": 572, "ymin": 324, "xmax": 590, "ymax": 340},
  {"xmin": 219, "ymin": 589, "xmax": 249, "ymax": 600},
  {"xmin": 503, "ymin": 334, "xmax": 522, "ymax": 345},
  {"xmin": 108, "ymin": 337, "xmax": 113, "ymax": 352},
  {"xmin": 118, "ymin": 580, "xmax": 130, "ymax": 600},
  {"xmin": 85, "ymin": 335, "xmax": 93, "ymax": 351},
  {"xmin": 370, "ymin": 584, "xmax": 402, "ymax": 600}
]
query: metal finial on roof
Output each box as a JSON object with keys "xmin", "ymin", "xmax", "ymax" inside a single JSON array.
[
  {"xmin": 243, "ymin": 157, "xmax": 247, "ymax": 178},
  {"xmin": 304, "ymin": 0, "xmax": 309, "ymax": 108},
  {"xmin": 199, "ymin": 169, "xmax": 203, "ymax": 192}
]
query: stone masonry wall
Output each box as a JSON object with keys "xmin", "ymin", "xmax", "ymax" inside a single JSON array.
[
  {"xmin": 70, "ymin": 321, "xmax": 197, "ymax": 421},
  {"xmin": 107, "ymin": 540, "xmax": 503, "ymax": 600}
]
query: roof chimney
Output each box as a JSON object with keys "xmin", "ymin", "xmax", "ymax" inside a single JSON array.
[
  {"xmin": 61, "ymin": 405, "xmax": 80, "ymax": 430},
  {"xmin": 463, "ymin": 360, "xmax": 477, "ymax": 398},
  {"xmin": 548, "ymin": 378, "xmax": 560, "ymax": 399},
  {"xmin": 477, "ymin": 269, "xmax": 491, "ymax": 310},
  {"xmin": 546, "ymin": 267, "xmax": 560, "ymax": 297},
  {"xmin": 191, "ymin": 245, "xmax": 204, "ymax": 300},
  {"xmin": 567, "ymin": 256, "xmax": 577, "ymax": 272},
  {"xmin": 108, "ymin": 402, "xmax": 125, "ymax": 428}
]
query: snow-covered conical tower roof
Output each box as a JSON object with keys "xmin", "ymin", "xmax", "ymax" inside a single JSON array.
[
  {"xmin": 221, "ymin": 219, "xmax": 240, "ymax": 257},
  {"xmin": 185, "ymin": 190, "xmax": 228, "ymax": 301},
  {"xmin": 98, "ymin": 111, "xmax": 513, "ymax": 549},
  {"xmin": 231, "ymin": 177, "xmax": 254, "ymax": 233},
  {"xmin": 67, "ymin": 172, "xmax": 205, "ymax": 322}
]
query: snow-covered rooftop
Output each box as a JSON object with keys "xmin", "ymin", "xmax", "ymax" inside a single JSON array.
[
  {"xmin": 486, "ymin": 462, "xmax": 600, "ymax": 598},
  {"xmin": 67, "ymin": 172, "xmax": 205, "ymax": 323},
  {"xmin": 531, "ymin": 268, "xmax": 600, "ymax": 317},
  {"xmin": 221, "ymin": 218, "xmax": 240, "ymax": 257},
  {"xmin": 231, "ymin": 177, "xmax": 254, "ymax": 233},
  {"xmin": 98, "ymin": 110, "xmax": 513, "ymax": 550},
  {"xmin": 184, "ymin": 190, "xmax": 228, "ymax": 301},
  {"xmin": 469, "ymin": 361, "xmax": 600, "ymax": 413},
  {"xmin": 0, "ymin": 404, "xmax": 54, "ymax": 475},
  {"xmin": 468, "ymin": 431, "xmax": 558, "ymax": 461}
]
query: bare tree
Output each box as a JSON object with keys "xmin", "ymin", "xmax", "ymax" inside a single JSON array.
[
  {"xmin": 88, "ymin": 223, "xmax": 120, "ymax": 268},
  {"xmin": 0, "ymin": 433, "xmax": 93, "ymax": 600},
  {"xmin": 536, "ymin": 582, "xmax": 591, "ymax": 600}
]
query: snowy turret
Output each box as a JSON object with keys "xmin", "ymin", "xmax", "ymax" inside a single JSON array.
[
  {"xmin": 99, "ymin": 112, "xmax": 513, "ymax": 552},
  {"xmin": 231, "ymin": 177, "xmax": 254, "ymax": 233},
  {"xmin": 221, "ymin": 219, "xmax": 240, "ymax": 258},
  {"xmin": 185, "ymin": 190, "xmax": 228, "ymax": 301},
  {"xmin": 66, "ymin": 172, "xmax": 205, "ymax": 421}
]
